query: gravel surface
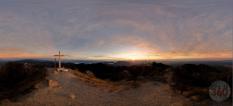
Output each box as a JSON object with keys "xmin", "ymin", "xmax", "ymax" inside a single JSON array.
[{"xmin": 1, "ymin": 69, "xmax": 191, "ymax": 106}]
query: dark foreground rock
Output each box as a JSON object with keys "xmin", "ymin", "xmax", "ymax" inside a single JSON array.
[{"xmin": 0, "ymin": 62, "xmax": 46, "ymax": 101}]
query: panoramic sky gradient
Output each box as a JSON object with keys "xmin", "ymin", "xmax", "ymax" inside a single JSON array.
[{"xmin": 0, "ymin": 0, "xmax": 232, "ymax": 60}]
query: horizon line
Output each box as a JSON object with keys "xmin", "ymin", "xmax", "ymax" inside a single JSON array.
[{"xmin": 0, "ymin": 57, "xmax": 232, "ymax": 62}]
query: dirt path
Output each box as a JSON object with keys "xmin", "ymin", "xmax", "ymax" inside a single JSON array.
[{"xmin": 1, "ymin": 69, "xmax": 191, "ymax": 106}]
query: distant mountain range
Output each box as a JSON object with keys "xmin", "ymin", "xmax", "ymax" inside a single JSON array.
[
  {"xmin": 161, "ymin": 59, "xmax": 232, "ymax": 66},
  {"xmin": 0, "ymin": 58, "xmax": 232, "ymax": 66}
]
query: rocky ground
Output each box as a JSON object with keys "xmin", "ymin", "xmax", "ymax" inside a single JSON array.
[{"xmin": 0, "ymin": 69, "xmax": 230, "ymax": 106}]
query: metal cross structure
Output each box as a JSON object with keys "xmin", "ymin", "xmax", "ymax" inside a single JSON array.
[{"xmin": 54, "ymin": 51, "xmax": 65, "ymax": 70}]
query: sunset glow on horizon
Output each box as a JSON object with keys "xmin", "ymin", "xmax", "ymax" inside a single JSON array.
[{"xmin": 0, "ymin": 0, "xmax": 232, "ymax": 61}]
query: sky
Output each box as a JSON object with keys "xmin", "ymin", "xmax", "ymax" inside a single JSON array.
[{"xmin": 0, "ymin": 0, "xmax": 232, "ymax": 60}]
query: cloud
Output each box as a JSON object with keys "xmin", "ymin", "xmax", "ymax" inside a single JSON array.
[
  {"xmin": 160, "ymin": 50, "xmax": 232, "ymax": 59},
  {"xmin": 0, "ymin": 12, "xmax": 57, "ymax": 54},
  {"xmin": 0, "ymin": 47, "xmax": 24, "ymax": 52},
  {"xmin": 0, "ymin": 52, "xmax": 47, "ymax": 59},
  {"xmin": 0, "ymin": 0, "xmax": 232, "ymax": 59}
]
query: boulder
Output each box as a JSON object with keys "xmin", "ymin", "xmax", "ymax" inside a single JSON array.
[
  {"xmin": 86, "ymin": 71, "xmax": 95, "ymax": 77},
  {"xmin": 48, "ymin": 80, "xmax": 60, "ymax": 88},
  {"xmin": 53, "ymin": 71, "xmax": 58, "ymax": 74}
]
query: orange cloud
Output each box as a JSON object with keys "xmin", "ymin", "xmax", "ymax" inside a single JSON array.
[
  {"xmin": 159, "ymin": 50, "xmax": 232, "ymax": 60},
  {"xmin": 0, "ymin": 52, "xmax": 47, "ymax": 59}
]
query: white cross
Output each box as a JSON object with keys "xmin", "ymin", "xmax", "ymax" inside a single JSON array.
[{"xmin": 54, "ymin": 51, "xmax": 65, "ymax": 69}]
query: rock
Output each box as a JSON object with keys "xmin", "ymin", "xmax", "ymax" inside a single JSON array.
[
  {"xmin": 53, "ymin": 71, "xmax": 58, "ymax": 74},
  {"xmin": 69, "ymin": 94, "xmax": 76, "ymax": 99},
  {"xmin": 190, "ymin": 95, "xmax": 200, "ymax": 101},
  {"xmin": 86, "ymin": 71, "xmax": 95, "ymax": 77},
  {"xmin": 48, "ymin": 80, "xmax": 60, "ymax": 88}
]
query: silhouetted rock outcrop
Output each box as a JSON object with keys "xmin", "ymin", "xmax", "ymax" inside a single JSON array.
[
  {"xmin": 0, "ymin": 62, "xmax": 46, "ymax": 100},
  {"xmin": 170, "ymin": 64, "xmax": 232, "ymax": 101},
  {"xmin": 70, "ymin": 62, "xmax": 170, "ymax": 82}
]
